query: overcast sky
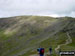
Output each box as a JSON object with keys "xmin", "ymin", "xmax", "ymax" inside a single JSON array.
[{"xmin": 0, "ymin": 0, "xmax": 75, "ymax": 18}]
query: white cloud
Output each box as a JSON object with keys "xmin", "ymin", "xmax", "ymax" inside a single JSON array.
[{"xmin": 0, "ymin": 0, "xmax": 75, "ymax": 17}]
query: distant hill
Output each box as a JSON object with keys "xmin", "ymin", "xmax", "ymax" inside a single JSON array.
[{"xmin": 0, "ymin": 16, "xmax": 75, "ymax": 56}]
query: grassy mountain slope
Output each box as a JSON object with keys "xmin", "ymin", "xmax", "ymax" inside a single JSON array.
[{"xmin": 0, "ymin": 16, "xmax": 75, "ymax": 56}]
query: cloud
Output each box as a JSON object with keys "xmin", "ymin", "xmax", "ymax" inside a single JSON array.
[{"xmin": 0, "ymin": 0, "xmax": 75, "ymax": 17}]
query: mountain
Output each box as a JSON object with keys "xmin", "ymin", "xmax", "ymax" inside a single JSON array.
[{"xmin": 0, "ymin": 16, "xmax": 75, "ymax": 56}]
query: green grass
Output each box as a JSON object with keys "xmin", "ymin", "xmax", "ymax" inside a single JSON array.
[
  {"xmin": 21, "ymin": 32, "xmax": 68, "ymax": 56},
  {"xmin": 0, "ymin": 31, "xmax": 11, "ymax": 41},
  {"xmin": 22, "ymin": 31, "xmax": 75, "ymax": 56}
]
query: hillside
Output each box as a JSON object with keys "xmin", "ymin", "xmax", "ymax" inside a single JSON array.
[{"xmin": 0, "ymin": 16, "xmax": 75, "ymax": 56}]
